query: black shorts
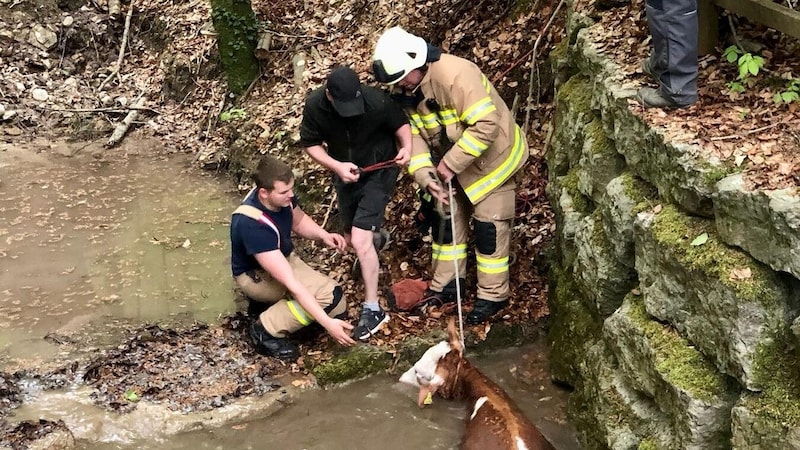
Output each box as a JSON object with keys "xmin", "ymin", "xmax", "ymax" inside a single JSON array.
[{"xmin": 335, "ymin": 166, "xmax": 399, "ymax": 232}]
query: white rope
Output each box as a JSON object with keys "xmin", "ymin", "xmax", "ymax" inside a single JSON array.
[{"xmin": 447, "ymin": 179, "xmax": 466, "ymax": 350}]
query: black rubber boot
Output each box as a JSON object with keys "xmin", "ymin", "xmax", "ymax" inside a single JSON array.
[
  {"xmin": 247, "ymin": 298, "xmax": 269, "ymax": 318},
  {"xmin": 249, "ymin": 320, "xmax": 299, "ymax": 360},
  {"xmin": 466, "ymin": 299, "xmax": 508, "ymax": 324}
]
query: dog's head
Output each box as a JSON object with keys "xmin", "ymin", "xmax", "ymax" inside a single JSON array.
[{"xmin": 399, "ymin": 318, "xmax": 464, "ymax": 407}]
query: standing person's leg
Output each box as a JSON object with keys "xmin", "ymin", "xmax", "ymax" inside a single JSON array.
[
  {"xmin": 342, "ymin": 167, "xmax": 398, "ymax": 340},
  {"xmin": 351, "ymin": 227, "xmax": 380, "ymax": 303},
  {"xmin": 467, "ymin": 181, "xmax": 516, "ymax": 324},
  {"xmin": 641, "ymin": 0, "xmax": 698, "ymax": 107}
]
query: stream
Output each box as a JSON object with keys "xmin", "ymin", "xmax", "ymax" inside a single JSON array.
[{"xmin": 0, "ymin": 138, "xmax": 579, "ymax": 449}]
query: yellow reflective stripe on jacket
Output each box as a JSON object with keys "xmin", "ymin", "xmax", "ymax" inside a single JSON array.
[
  {"xmin": 476, "ymin": 254, "xmax": 509, "ymax": 274},
  {"xmin": 287, "ymin": 300, "xmax": 313, "ymax": 326},
  {"xmin": 419, "ymin": 112, "xmax": 439, "ymax": 129},
  {"xmin": 460, "ymin": 96, "xmax": 496, "ymax": 125},
  {"xmin": 481, "ymin": 74, "xmax": 492, "ymax": 93},
  {"xmin": 409, "ymin": 153, "xmax": 434, "ymax": 174},
  {"xmin": 457, "ymin": 130, "xmax": 489, "ymax": 157},
  {"xmin": 438, "ymin": 108, "xmax": 459, "ymax": 126},
  {"xmin": 464, "ymin": 125, "xmax": 525, "ymax": 203},
  {"xmin": 432, "ymin": 243, "xmax": 468, "ymax": 261},
  {"xmin": 409, "ymin": 114, "xmax": 424, "ymax": 134}
]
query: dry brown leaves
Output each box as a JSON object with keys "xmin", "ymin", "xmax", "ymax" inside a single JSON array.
[{"xmin": 584, "ymin": 0, "xmax": 800, "ymax": 190}]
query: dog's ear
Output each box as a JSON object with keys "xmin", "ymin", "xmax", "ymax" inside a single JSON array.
[{"xmin": 446, "ymin": 317, "xmax": 463, "ymax": 355}]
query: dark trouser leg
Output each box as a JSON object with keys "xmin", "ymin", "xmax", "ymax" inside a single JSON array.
[{"xmin": 646, "ymin": 0, "xmax": 698, "ymax": 105}]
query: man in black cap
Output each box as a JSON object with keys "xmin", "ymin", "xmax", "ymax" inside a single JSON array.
[{"xmin": 299, "ymin": 65, "xmax": 411, "ymax": 341}]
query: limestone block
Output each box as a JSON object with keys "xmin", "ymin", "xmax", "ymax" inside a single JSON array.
[
  {"xmin": 549, "ymin": 75, "xmax": 596, "ymax": 178},
  {"xmin": 576, "ymin": 118, "xmax": 626, "ymax": 202},
  {"xmin": 604, "ymin": 295, "xmax": 738, "ymax": 449},
  {"xmin": 634, "ymin": 205, "xmax": 798, "ymax": 390},
  {"xmin": 599, "ymin": 172, "xmax": 657, "ymax": 268},
  {"xmin": 731, "ymin": 400, "xmax": 800, "ymax": 449},
  {"xmin": 568, "ymin": 339, "xmax": 668, "ymax": 450},
  {"xmin": 571, "ymin": 25, "xmax": 730, "ymax": 217},
  {"xmin": 547, "ymin": 169, "xmax": 591, "ymax": 268},
  {"xmin": 547, "ymin": 266, "xmax": 600, "ymax": 386},
  {"xmin": 573, "ymin": 211, "xmax": 635, "ymax": 317},
  {"xmin": 715, "ymin": 173, "xmax": 800, "ymax": 280}
]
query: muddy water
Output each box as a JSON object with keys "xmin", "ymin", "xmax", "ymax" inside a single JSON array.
[
  {"xmin": 0, "ymin": 139, "xmax": 238, "ymax": 369},
  {"xmin": 86, "ymin": 340, "xmax": 580, "ymax": 450},
  {"xmin": 1, "ymin": 139, "xmax": 579, "ymax": 449}
]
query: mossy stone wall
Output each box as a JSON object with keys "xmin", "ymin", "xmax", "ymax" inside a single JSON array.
[{"xmin": 547, "ymin": 7, "xmax": 800, "ymax": 450}]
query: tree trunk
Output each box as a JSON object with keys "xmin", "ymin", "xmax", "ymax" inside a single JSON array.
[{"xmin": 210, "ymin": 0, "xmax": 260, "ymax": 95}]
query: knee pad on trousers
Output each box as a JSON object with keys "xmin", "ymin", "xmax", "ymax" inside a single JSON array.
[
  {"xmin": 475, "ymin": 220, "xmax": 497, "ymax": 255},
  {"xmin": 431, "ymin": 215, "xmax": 453, "ymax": 244},
  {"xmin": 324, "ymin": 285, "xmax": 344, "ymax": 314}
]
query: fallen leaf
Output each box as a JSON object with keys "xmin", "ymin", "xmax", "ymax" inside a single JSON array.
[
  {"xmin": 729, "ymin": 267, "xmax": 752, "ymax": 281},
  {"xmin": 690, "ymin": 232, "xmax": 709, "ymax": 246}
]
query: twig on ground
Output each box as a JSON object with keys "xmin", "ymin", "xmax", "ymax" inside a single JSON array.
[
  {"xmin": 320, "ymin": 191, "xmax": 338, "ymax": 231},
  {"xmin": 727, "ymin": 14, "xmax": 744, "ymax": 51},
  {"xmin": 37, "ymin": 105, "xmax": 160, "ymax": 114},
  {"xmin": 98, "ymin": 3, "xmax": 134, "ymax": 91},
  {"xmin": 106, "ymin": 94, "xmax": 146, "ymax": 147},
  {"xmin": 524, "ymin": 0, "xmax": 565, "ymax": 135},
  {"xmin": 709, "ymin": 122, "xmax": 782, "ymax": 141}
]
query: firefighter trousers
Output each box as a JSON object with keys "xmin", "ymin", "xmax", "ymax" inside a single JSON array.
[
  {"xmin": 429, "ymin": 180, "xmax": 516, "ymax": 302},
  {"xmin": 234, "ymin": 253, "xmax": 347, "ymax": 337}
]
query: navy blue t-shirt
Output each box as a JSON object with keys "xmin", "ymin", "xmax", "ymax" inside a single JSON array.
[{"xmin": 230, "ymin": 189, "xmax": 297, "ymax": 277}]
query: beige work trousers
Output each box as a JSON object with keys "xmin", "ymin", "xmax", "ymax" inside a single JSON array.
[
  {"xmin": 234, "ymin": 253, "xmax": 346, "ymax": 337},
  {"xmin": 430, "ymin": 180, "xmax": 515, "ymax": 302}
]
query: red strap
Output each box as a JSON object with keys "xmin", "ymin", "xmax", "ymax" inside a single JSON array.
[{"xmin": 358, "ymin": 159, "xmax": 396, "ymax": 173}]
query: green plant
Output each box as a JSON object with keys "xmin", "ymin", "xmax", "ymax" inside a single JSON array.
[
  {"xmin": 773, "ymin": 78, "xmax": 800, "ymax": 104},
  {"xmin": 220, "ymin": 108, "xmax": 247, "ymax": 121},
  {"xmin": 723, "ymin": 45, "xmax": 765, "ymax": 94}
]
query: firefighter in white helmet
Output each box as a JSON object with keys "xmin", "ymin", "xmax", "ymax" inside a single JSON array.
[{"xmin": 372, "ymin": 26, "xmax": 529, "ymax": 324}]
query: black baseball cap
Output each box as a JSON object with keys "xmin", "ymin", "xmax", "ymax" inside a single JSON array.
[{"xmin": 326, "ymin": 67, "xmax": 365, "ymax": 117}]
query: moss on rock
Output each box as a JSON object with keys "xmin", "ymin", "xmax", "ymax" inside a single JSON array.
[
  {"xmin": 650, "ymin": 204, "xmax": 783, "ymax": 306},
  {"xmin": 638, "ymin": 438, "xmax": 658, "ymax": 450},
  {"xmin": 548, "ymin": 266, "xmax": 601, "ymax": 385},
  {"xmin": 585, "ymin": 119, "xmax": 613, "ymax": 156},
  {"xmin": 741, "ymin": 339, "xmax": 800, "ymax": 426},
  {"xmin": 310, "ymin": 345, "xmax": 393, "ymax": 387},
  {"xmin": 562, "ymin": 168, "xmax": 592, "ymax": 214},
  {"xmin": 556, "ymin": 75, "xmax": 592, "ymax": 116},
  {"xmin": 626, "ymin": 293, "xmax": 732, "ymax": 403}
]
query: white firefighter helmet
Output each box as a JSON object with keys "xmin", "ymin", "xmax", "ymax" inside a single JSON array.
[{"xmin": 372, "ymin": 26, "xmax": 428, "ymax": 85}]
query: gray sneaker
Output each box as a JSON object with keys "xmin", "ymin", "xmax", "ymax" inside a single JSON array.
[
  {"xmin": 637, "ymin": 87, "xmax": 688, "ymax": 109},
  {"xmin": 352, "ymin": 308, "xmax": 389, "ymax": 341},
  {"xmin": 642, "ymin": 58, "xmax": 658, "ymax": 82}
]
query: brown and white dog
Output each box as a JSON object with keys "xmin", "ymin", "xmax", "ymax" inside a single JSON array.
[{"xmin": 399, "ymin": 319, "xmax": 555, "ymax": 450}]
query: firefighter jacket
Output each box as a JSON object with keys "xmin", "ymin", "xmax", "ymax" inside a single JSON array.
[{"xmin": 405, "ymin": 53, "xmax": 529, "ymax": 205}]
